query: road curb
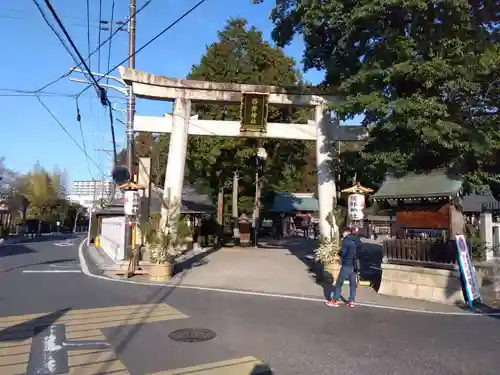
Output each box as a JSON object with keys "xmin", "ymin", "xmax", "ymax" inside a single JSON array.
[{"xmin": 77, "ymin": 238, "xmax": 500, "ymax": 317}]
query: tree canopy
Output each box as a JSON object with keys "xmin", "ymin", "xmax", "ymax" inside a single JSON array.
[
  {"xmin": 0, "ymin": 160, "xmax": 81, "ymax": 234},
  {"xmin": 185, "ymin": 18, "xmax": 315, "ymax": 212},
  {"xmin": 261, "ymin": 0, "xmax": 500, "ymax": 188},
  {"xmin": 121, "ymin": 18, "xmax": 321, "ymax": 213}
]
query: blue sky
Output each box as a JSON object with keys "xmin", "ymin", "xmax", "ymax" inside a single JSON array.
[{"xmin": 0, "ymin": 0, "xmax": 360, "ymax": 184}]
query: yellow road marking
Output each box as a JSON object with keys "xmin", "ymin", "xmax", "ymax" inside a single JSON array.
[
  {"xmin": 0, "ymin": 337, "xmax": 32, "ymax": 375},
  {"xmin": 67, "ymin": 360, "xmax": 130, "ymax": 374},
  {"xmin": 0, "ymin": 362, "xmax": 28, "ymax": 374},
  {"xmin": 0, "ymin": 304, "xmax": 186, "ymax": 328},
  {"xmin": 0, "ymin": 338, "xmax": 31, "ymax": 348},
  {"xmin": 0, "ymin": 344, "xmax": 31, "ymax": 356},
  {"xmin": 0, "ymin": 352, "xmax": 29, "ymax": 366},
  {"xmin": 149, "ymin": 356, "xmax": 269, "ymax": 375},
  {"xmin": 0, "ymin": 303, "xmax": 188, "ymax": 375},
  {"xmin": 65, "ymin": 328, "xmax": 106, "ymax": 340}
]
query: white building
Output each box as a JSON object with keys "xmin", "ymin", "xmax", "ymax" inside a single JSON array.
[{"xmin": 68, "ymin": 180, "xmax": 120, "ymax": 210}]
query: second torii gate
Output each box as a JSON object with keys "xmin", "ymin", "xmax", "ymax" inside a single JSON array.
[{"xmin": 118, "ymin": 66, "xmax": 367, "ymax": 241}]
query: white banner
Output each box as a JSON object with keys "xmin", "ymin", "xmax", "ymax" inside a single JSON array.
[
  {"xmin": 348, "ymin": 193, "xmax": 365, "ymax": 221},
  {"xmin": 124, "ymin": 190, "xmax": 138, "ymax": 215},
  {"xmin": 455, "ymin": 235, "xmax": 482, "ymax": 304}
]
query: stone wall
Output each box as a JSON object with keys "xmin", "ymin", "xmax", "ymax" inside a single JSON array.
[{"xmin": 379, "ymin": 263, "xmax": 464, "ymax": 305}]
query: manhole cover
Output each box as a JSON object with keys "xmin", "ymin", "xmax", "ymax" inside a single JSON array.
[{"xmin": 168, "ymin": 328, "xmax": 216, "ymax": 343}]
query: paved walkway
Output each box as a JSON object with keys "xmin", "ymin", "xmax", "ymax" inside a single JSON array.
[{"xmin": 84, "ymin": 238, "xmax": 499, "ymax": 314}]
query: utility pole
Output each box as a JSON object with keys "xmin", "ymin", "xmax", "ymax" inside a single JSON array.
[
  {"xmin": 124, "ymin": 0, "xmax": 137, "ymax": 260},
  {"xmin": 92, "ymin": 179, "xmax": 97, "ymax": 210}
]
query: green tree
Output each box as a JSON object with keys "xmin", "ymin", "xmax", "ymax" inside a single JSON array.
[
  {"xmin": 185, "ymin": 18, "xmax": 314, "ymax": 213},
  {"xmin": 118, "ymin": 133, "xmax": 170, "ymax": 187},
  {"xmin": 19, "ymin": 164, "xmax": 66, "ymax": 233},
  {"xmin": 261, "ymin": 0, "xmax": 500, "ymax": 187}
]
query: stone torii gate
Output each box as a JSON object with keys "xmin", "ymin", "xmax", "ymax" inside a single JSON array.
[{"xmin": 118, "ymin": 67, "xmax": 367, "ymax": 241}]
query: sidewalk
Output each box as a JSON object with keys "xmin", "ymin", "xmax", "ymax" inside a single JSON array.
[{"xmin": 83, "ymin": 239, "xmax": 499, "ymax": 314}]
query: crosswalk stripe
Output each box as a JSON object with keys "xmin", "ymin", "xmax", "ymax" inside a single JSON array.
[
  {"xmin": 0, "ymin": 303, "xmax": 188, "ymax": 375},
  {"xmin": 65, "ymin": 328, "xmax": 107, "ymax": 340},
  {"xmin": 67, "ymin": 360, "xmax": 131, "ymax": 374},
  {"xmin": 0, "ymin": 344, "xmax": 31, "ymax": 356},
  {"xmin": 148, "ymin": 356, "xmax": 268, "ymax": 375},
  {"xmin": 0, "ymin": 361, "xmax": 28, "ymax": 374},
  {"xmin": 0, "ymin": 339, "xmax": 31, "ymax": 349},
  {"xmin": 0, "ymin": 304, "xmax": 186, "ymax": 328}
]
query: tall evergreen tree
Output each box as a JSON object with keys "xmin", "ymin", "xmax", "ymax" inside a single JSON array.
[
  {"xmin": 259, "ymin": 0, "xmax": 500, "ymax": 187},
  {"xmin": 185, "ymin": 18, "xmax": 315, "ymax": 212}
]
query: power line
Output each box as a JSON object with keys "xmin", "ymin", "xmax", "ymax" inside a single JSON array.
[
  {"xmin": 78, "ymin": 0, "xmax": 208, "ymax": 97},
  {"xmin": 86, "ymin": 0, "xmax": 91, "ymax": 70},
  {"xmin": 1, "ymin": 6, "xmax": 99, "ymax": 23},
  {"xmin": 0, "ymin": 14, "xmax": 103, "ymax": 29},
  {"xmin": 36, "ymin": 96, "xmax": 102, "ymax": 174},
  {"xmin": 32, "ymin": 0, "xmax": 153, "ymax": 95},
  {"xmin": 107, "ymin": 106, "xmax": 118, "ymax": 165},
  {"xmin": 75, "ymin": 99, "xmax": 94, "ymax": 177},
  {"xmin": 31, "ymin": 0, "xmax": 81, "ymax": 71},
  {"xmin": 97, "ymin": 0, "xmax": 103, "ymax": 72},
  {"xmin": 89, "ymin": 0, "xmax": 153, "ymax": 67},
  {"xmin": 106, "ymin": 0, "xmax": 115, "ymax": 85},
  {"xmin": 39, "ymin": 0, "xmax": 106, "ymax": 104},
  {"xmin": 31, "ymin": 0, "xmax": 95, "ymax": 94},
  {"xmin": 35, "ymin": 71, "xmax": 74, "ymax": 93},
  {"xmin": 0, "ymin": 88, "xmax": 77, "ymax": 97}
]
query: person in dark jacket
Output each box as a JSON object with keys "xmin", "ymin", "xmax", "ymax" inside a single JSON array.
[{"xmin": 326, "ymin": 227, "xmax": 358, "ymax": 308}]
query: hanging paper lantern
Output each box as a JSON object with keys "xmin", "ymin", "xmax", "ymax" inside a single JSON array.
[{"xmin": 348, "ymin": 193, "xmax": 365, "ymax": 221}]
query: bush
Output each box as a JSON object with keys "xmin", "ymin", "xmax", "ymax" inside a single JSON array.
[{"xmin": 465, "ymin": 224, "xmax": 486, "ymax": 260}]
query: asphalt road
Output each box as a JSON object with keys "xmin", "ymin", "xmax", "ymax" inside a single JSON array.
[{"xmin": 1, "ymin": 237, "xmax": 499, "ymax": 375}]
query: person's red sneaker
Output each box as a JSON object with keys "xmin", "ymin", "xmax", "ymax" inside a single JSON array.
[
  {"xmin": 325, "ymin": 300, "xmax": 340, "ymax": 307},
  {"xmin": 346, "ymin": 301, "xmax": 355, "ymax": 308}
]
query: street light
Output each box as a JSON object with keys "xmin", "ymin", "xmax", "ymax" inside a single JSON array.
[{"xmin": 253, "ymin": 147, "xmax": 268, "ymax": 247}]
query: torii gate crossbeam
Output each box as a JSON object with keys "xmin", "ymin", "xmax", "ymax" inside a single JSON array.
[{"xmin": 119, "ymin": 66, "xmax": 367, "ymax": 241}]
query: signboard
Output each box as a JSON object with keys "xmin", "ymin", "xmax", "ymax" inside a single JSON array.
[
  {"xmin": 348, "ymin": 193, "xmax": 365, "ymax": 221},
  {"xmin": 123, "ymin": 190, "xmax": 138, "ymax": 216},
  {"xmin": 455, "ymin": 235, "xmax": 482, "ymax": 306},
  {"xmin": 240, "ymin": 93, "xmax": 269, "ymax": 133}
]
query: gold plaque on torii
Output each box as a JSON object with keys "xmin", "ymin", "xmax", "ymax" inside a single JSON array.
[{"xmin": 240, "ymin": 92, "xmax": 269, "ymax": 134}]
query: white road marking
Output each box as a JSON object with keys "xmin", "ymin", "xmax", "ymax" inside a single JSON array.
[
  {"xmin": 49, "ymin": 263, "xmax": 79, "ymax": 269},
  {"xmin": 77, "ymin": 239, "xmax": 500, "ymax": 317},
  {"xmin": 53, "ymin": 242, "xmax": 74, "ymax": 247},
  {"xmin": 23, "ymin": 270, "xmax": 81, "ymax": 273}
]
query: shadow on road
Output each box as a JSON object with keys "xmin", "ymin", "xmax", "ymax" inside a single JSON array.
[
  {"xmin": 173, "ymin": 246, "xmax": 219, "ymax": 275},
  {"xmin": 3, "ymin": 233, "xmax": 80, "ymax": 246},
  {"xmin": 0, "ymin": 244, "xmax": 36, "ymax": 258},
  {"xmin": 257, "ymin": 236, "xmax": 384, "ymax": 299},
  {"xmin": 1, "ymin": 258, "xmax": 78, "ymax": 272},
  {"xmin": 95, "ymin": 270, "xmax": 191, "ymax": 374},
  {"xmin": 452, "ymin": 300, "xmax": 500, "ymax": 320},
  {"xmin": 251, "ymin": 363, "xmax": 274, "ymax": 374},
  {"xmin": 0, "ymin": 308, "xmax": 71, "ymax": 342}
]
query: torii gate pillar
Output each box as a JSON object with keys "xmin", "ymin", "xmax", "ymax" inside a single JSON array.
[
  {"xmin": 119, "ymin": 67, "xmax": 368, "ymax": 241},
  {"xmin": 315, "ymin": 103, "xmax": 337, "ymax": 238},
  {"xmin": 162, "ymin": 98, "xmax": 191, "ymax": 222}
]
